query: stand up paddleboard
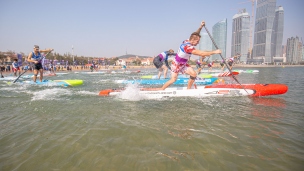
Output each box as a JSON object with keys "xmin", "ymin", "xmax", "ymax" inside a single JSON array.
[
  {"xmin": 115, "ymin": 78, "xmax": 218, "ymax": 85},
  {"xmin": 9, "ymin": 80, "xmax": 83, "ymax": 87},
  {"xmin": 233, "ymin": 69, "xmax": 259, "ymax": 73},
  {"xmin": 141, "ymin": 74, "xmax": 213, "ymax": 79},
  {"xmin": 99, "ymin": 84, "xmax": 287, "ymax": 98},
  {"xmin": 199, "ymin": 71, "xmax": 239, "ymax": 78},
  {"xmin": 205, "ymin": 84, "xmax": 287, "ymax": 97}
]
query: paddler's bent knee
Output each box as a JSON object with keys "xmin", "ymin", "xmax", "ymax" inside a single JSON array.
[{"xmin": 190, "ymin": 76, "xmax": 196, "ymax": 80}]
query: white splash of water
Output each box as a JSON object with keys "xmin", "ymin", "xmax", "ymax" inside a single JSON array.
[
  {"xmin": 31, "ymin": 88, "xmax": 72, "ymax": 101},
  {"xmin": 76, "ymin": 90, "xmax": 97, "ymax": 96},
  {"xmin": 117, "ymin": 83, "xmax": 147, "ymax": 101}
]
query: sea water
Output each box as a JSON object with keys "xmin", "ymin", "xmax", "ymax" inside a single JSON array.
[{"xmin": 0, "ymin": 67, "xmax": 303, "ymax": 171}]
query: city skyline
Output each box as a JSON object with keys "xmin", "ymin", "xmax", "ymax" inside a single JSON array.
[{"xmin": 0, "ymin": 0, "xmax": 303, "ymax": 58}]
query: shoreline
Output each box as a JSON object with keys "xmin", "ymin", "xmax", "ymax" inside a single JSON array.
[{"xmin": 1, "ymin": 64, "xmax": 303, "ymax": 75}]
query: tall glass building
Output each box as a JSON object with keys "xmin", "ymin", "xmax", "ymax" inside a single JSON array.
[
  {"xmin": 199, "ymin": 32, "xmax": 212, "ymax": 51},
  {"xmin": 271, "ymin": 6, "xmax": 284, "ymax": 57},
  {"xmin": 286, "ymin": 36, "xmax": 302, "ymax": 64},
  {"xmin": 231, "ymin": 9, "xmax": 250, "ymax": 63},
  {"xmin": 302, "ymin": 45, "xmax": 304, "ymax": 61},
  {"xmin": 212, "ymin": 19, "xmax": 227, "ymax": 61},
  {"xmin": 252, "ymin": 0, "xmax": 276, "ymax": 64}
]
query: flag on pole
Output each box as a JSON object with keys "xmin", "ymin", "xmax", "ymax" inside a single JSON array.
[{"xmin": 17, "ymin": 54, "xmax": 22, "ymax": 66}]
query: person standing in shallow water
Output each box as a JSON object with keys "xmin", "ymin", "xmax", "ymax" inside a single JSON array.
[
  {"xmin": 27, "ymin": 45, "xmax": 53, "ymax": 82},
  {"xmin": 228, "ymin": 57, "xmax": 234, "ymax": 70},
  {"xmin": 220, "ymin": 60, "xmax": 225, "ymax": 71},
  {"xmin": 153, "ymin": 49, "xmax": 176, "ymax": 79},
  {"xmin": 207, "ymin": 61, "xmax": 214, "ymax": 72},
  {"xmin": 12, "ymin": 59, "xmax": 21, "ymax": 76},
  {"xmin": 161, "ymin": 21, "xmax": 222, "ymax": 90}
]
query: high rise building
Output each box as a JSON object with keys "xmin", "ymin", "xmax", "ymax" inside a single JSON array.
[
  {"xmin": 252, "ymin": 0, "xmax": 276, "ymax": 64},
  {"xmin": 271, "ymin": 6, "xmax": 284, "ymax": 57},
  {"xmin": 199, "ymin": 32, "xmax": 212, "ymax": 51},
  {"xmin": 231, "ymin": 9, "xmax": 250, "ymax": 64},
  {"xmin": 212, "ymin": 19, "xmax": 227, "ymax": 61},
  {"xmin": 302, "ymin": 45, "xmax": 304, "ymax": 61},
  {"xmin": 286, "ymin": 36, "xmax": 302, "ymax": 64},
  {"xmin": 298, "ymin": 42, "xmax": 303, "ymax": 63}
]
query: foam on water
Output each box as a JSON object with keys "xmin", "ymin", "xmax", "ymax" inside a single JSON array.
[
  {"xmin": 117, "ymin": 83, "xmax": 149, "ymax": 101},
  {"xmin": 31, "ymin": 88, "xmax": 72, "ymax": 101},
  {"xmin": 75, "ymin": 90, "xmax": 97, "ymax": 96}
]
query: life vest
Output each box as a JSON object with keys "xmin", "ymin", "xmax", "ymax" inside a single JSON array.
[
  {"xmin": 31, "ymin": 52, "xmax": 42, "ymax": 61},
  {"xmin": 12, "ymin": 62, "xmax": 19, "ymax": 68},
  {"xmin": 175, "ymin": 40, "xmax": 195, "ymax": 64}
]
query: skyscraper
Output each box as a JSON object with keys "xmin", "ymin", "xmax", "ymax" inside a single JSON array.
[
  {"xmin": 302, "ymin": 45, "xmax": 304, "ymax": 61},
  {"xmin": 252, "ymin": 0, "xmax": 276, "ymax": 64},
  {"xmin": 199, "ymin": 32, "xmax": 212, "ymax": 51},
  {"xmin": 231, "ymin": 9, "xmax": 250, "ymax": 63},
  {"xmin": 212, "ymin": 19, "xmax": 227, "ymax": 61},
  {"xmin": 286, "ymin": 36, "xmax": 302, "ymax": 64},
  {"xmin": 271, "ymin": 6, "xmax": 284, "ymax": 57}
]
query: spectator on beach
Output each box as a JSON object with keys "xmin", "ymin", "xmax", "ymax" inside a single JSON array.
[
  {"xmin": 6, "ymin": 65, "xmax": 10, "ymax": 72},
  {"xmin": 12, "ymin": 59, "xmax": 21, "ymax": 76},
  {"xmin": 0, "ymin": 65, "xmax": 4, "ymax": 78}
]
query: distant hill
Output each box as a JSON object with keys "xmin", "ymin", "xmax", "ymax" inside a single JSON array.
[{"xmin": 116, "ymin": 54, "xmax": 152, "ymax": 59}]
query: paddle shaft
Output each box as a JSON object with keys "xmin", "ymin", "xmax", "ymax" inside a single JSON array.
[
  {"xmin": 13, "ymin": 51, "xmax": 52, "ymax": 83},
  {"xmin": 204, "ymin": 26, "xmax": 249, "ymax": 94}
]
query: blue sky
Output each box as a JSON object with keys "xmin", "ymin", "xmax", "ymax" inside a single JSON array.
[{"xmin": 0, "ymin": 0, "xmax": 303, "ymax": 58}]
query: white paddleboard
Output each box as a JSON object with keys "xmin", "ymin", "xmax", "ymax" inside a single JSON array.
[{"xmin": 99, "ymin": 86, "xmax": 254, "ymax": 99}]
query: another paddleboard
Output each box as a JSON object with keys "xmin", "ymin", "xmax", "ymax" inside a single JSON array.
[
  {"xmin": 233, "ymin": 69, "xmax": 259, "ymax": 73},
  {"xmin": 199, "ymin": 71, "xmax": 239, "ymax": 78},
  {"xmin": 115, "ymin": 78, "xmax": 218, "ymax": 85},
  {"xmin": 11, "ymin": 80, "xmax": 83, "ymax": 87},
  {"xmin": 78, "ymin": 71, "xmax": 106, "ymax": 74},
  {"xmin": 141, "ymin": 74, "xmax": 213, "ymax": 79}
]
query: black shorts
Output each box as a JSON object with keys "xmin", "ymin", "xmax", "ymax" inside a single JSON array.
[
  {"xmin": 34, "ymin": 63, "xmax": 43, "ymax": 70},
  {"xmin": 153, "ymin": 56, "xmax": 164, "ymax": 69},
  {"xmin": 220, "ymin": 63, "xmax": 224, "ymax": 67},
  {"xmin": 228, "ymin": 62, "xmax": 233, "ymax": 66},
  {"xmin": 196, "ymin": 64, "xmax": 201, "ymax": 69}
]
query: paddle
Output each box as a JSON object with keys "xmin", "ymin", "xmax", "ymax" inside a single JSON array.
[
  {"xmin": 13, "ymin": 50, "xmax": 52, "ymax": 83},
  {"xmin": 204, "ymin": 26, "xmax": 249, "ymax": 94}
]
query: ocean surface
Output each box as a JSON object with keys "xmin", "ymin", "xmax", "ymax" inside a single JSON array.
[{"xmin": 0, "ymin": 67, "xmax": 303, "ymax": 171}]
